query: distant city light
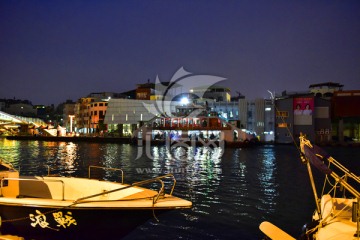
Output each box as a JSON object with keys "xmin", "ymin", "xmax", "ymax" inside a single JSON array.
[{"xmin": 180, "ymin": 97, "xmax": 189, "ymax": 105}]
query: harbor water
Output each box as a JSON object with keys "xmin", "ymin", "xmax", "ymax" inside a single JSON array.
[{"xmin": 0, "ymin": 137, "xmax": 359, "ymax": 239}]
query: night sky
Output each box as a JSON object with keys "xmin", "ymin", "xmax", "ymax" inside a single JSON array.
[{"xmin": 1, "ymin": 0, "xmax": 360, "ymax": 106}]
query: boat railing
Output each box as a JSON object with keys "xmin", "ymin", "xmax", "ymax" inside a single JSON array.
[
  {"xmin": 326, "ymin": 160, "xmax": 360, "ymax": 198},
  {"xmin": 327, "ymin": 157, "xmax": 360, "ymax": 186},
  {"xmin": 132, "ymin": 174, "xmax": 176, "ymax": 204},
  {"xmin": 88, "ymin": 165, "xmax": 124, "ymax": 184},
  {"xmin": 300, "ymin": 136, "xmax": 360, "ymax": 198},
  {"xmin": 0, "ymin": 177, "xmax": 65, "ymax": 200},
  {"xmin": 73, "ymin": 174, "xmax": 176, "ymax": 205},
  {"xmin": 300, "ymin": 135, "xmax": 360, "ymax": 237}
]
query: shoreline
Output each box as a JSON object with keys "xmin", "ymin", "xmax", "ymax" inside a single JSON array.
[
  {"xmin": 5, "ymin": 135, "xmax": 133, "ymax": 143},
  {"xmin": 4, "ymin": 135, "xmax": 255, "ymax": 148},
  {"xmin": 3, "ymin": 135, "xmax": 360, "ymax": 147}
]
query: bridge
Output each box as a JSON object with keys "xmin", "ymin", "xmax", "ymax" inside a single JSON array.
[{"xmin": 0, "ymin": 111, "xmax": 49, "ymax": 136}]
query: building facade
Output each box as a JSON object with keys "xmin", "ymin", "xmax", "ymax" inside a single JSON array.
[
  {"xmin": 274, "ymin": 94, "xmax": 332, "ymax": 143},
  {"xmin": 104, "ymin": 98, "xmax": 180, "ymax": 137},
  {"xmin": 309, "ymin": 82, "xmax": 343, "ymax": 98},
  {"xmin": 74, "ymin": 97, "xmax": 95, "ymax": 134},
  {"xmin": 331, "ymin": 90, "xmax": 360, "ymax": 142},
  {"xmin": 192, "ymin": 85, "xmax": 231, "ymax": 102},
  {"xmin": 237, "ymin": 98, "xmax": 275, "ymax": 142},
  {"xmin": 88, "ymin": 101, "xmax": 108, "ymax": 134},
  {"xmin": 66, "ymin": 81, "xmax": 359, "ymax": 144},
  {"xmin": 4, "ymin": 103, "xmax": 37, "ymax": 117},
  {"xmin": 63, "ymin": 100, "xmax": 76, "ymax": 133}
]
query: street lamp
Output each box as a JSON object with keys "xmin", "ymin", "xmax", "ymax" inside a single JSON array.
[{"xmin": 69, "ymin": 115, "xmax": 75, "ymax": 133}]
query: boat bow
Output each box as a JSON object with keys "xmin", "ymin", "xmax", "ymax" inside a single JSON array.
[{"xmin": 299, "ymin": 135, "xmax": 360, "ymax": 239}]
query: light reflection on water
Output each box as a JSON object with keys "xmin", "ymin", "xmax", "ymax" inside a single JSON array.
[
  {"xmin": 257, "ymin": 147, "xmax": 278, "ymax": 212},
  {"xmin": 0, "ymin": 138, "xmax": 283, "ymax": 239},
  {"xmin": 2, "ymin": 138, "xmax": 352, "ymax": 239}
]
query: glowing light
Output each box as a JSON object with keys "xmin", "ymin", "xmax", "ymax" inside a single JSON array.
[
  {"xmin": 69, "ymin": 115, "xmax": 75, "ymax": 133},
  {"xmin": 180, "ymin": 97, "xmax": 189, "ymax": 105}
]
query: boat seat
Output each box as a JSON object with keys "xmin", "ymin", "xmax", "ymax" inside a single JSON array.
[
  {"xmin": 333, "ymin": 197, "xmax": 355, "ymax": 219},
  {"xmin": 0, "ymin": 171, "xmax": 20, "ymax": 197},
  {"xmin": 321, "ymin": 194, "xmax": 333, "ymax": 220},
  {"xmin": 320, "ymin": 194, "xmax": 356, "ymax": 220}
]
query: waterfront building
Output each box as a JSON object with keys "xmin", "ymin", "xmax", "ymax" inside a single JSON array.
[
  {"xmin": 238, "ymin": 99, "xmax": 248, "ymax": 130},
  {"xmin": 210, "ymin": 101, "xmax": 239, "ymax": 122},
  {"xmin": 331, "ymin": 90, "xmax": 360, "ymax": 142},
  {"xmin": 33, "ymin": 105, "xmax": 47, "ymax": 120},
  {"xmin": 100, "ymin": 80, "xmax": 269, "ymax": 141},
  {"xmin": 104, "ymin": 98, "xmax": 180, "ymax": 137},
  {"xmin": 74, "ymin": 97, "xmax": 95, "ymax": 134},
  {"xmin": 103, "ymin": 82, "xmax": 239, "ymax": 137},
  {"xmin": 309, "ymin": 82, "xmax": 343, "ymax": 98},
  {"xmin": 88, "ymin": 100, "xmax": 108, "ymax": 134},
  {"xmin": 255, "ymin": 99, "xmax": 275, "ymax": 142},
  {"xmin": 4, "ymin": 102, "xmax": 36, "ymax": 117},
  {"xmin": 69, "ymin": 80, "xmax": 358, "ymax": 144},
  {"xmin": 104, "ymin": 81, "xmax": 242, "ymax": 136},
  {"xmin": 135, "ymin": 82, "xmax": 155, "ymax": 100},
  {"xmin": 135, "ymin": 81, "xmax": 180, "ymax": 101},
  {"xmin": 192, "ymin": 85, "xmax": 231, "ymax": 102},
  {"xmin": 63, "ymin": 100, "xmax": 76, "ymax": 133},
  {"xmin": 238, "ymin": 98, "xmax": 274, "ymax": 142},
  {"xmin": 74, "ymin": 97, "xmax": 109, "ymax": 134},
  {"xmin": 0, "ymin": 99, "xmax": 52, "ymax": 122},
  {"xmin": 88, "ymin": 92, "xmax": 124, "ymax": 100},
  {"xmin": 275, "ymin": 93, "xmax": 332, "ymax": 144},
  {"xmin": 273, "ymin": 83, "xmax": 359, "ymax": 144},
  {"xmin": 73, "ymin": 92, "xmax": 123, "ymax": 134},
  {"xmin": 104, "ymin": 96, "xmax": 261, "ymax": 140}
]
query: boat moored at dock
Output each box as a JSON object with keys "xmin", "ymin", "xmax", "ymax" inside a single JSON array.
[
  {"xmin": 133, "ymin": 105, "xmax": 257, "ymax": 148},
  {"xmin": 0, "ymin": 159, "xmax": 192, "ymax": 240}
]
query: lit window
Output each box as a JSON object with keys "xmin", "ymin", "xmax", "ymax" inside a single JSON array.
[
  {"xmin": 277, "ymin": 123, "xmax": 291, "ymax": 128},
  {"xmin": 276, "ymin": 111, "xmax": 288, "ymax": 117}
]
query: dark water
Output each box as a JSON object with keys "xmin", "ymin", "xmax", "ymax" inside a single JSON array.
[{"xmin": 0, "ymin": 138, "xmax": 359, "ymax": 239}]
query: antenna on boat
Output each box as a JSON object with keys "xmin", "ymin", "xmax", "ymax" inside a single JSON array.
[{"xmin": 299, "ymin": 134, "xmax": 322, "ymax": 216}]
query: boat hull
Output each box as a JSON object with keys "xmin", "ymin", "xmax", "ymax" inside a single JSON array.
[{"xmin": 0, "ymin": 204, "xmax": 170, "ymax": 239}]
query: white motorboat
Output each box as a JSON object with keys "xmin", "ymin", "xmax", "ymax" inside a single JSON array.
[{"xmin": 0, "ymin": 160, "xmax": 192, "ymax": 240}]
